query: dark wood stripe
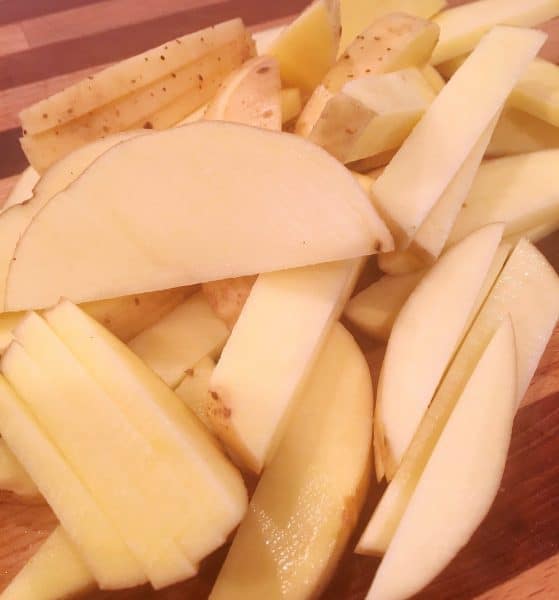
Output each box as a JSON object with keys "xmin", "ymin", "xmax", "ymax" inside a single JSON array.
[
  {"xmin": 0, "ymin": 0, "xmax": 103, "ymax": 27},
  {"xmin": 0, "ymin": 128, "xmax": 25, "ymax": 179},
  {"xmin": 0, "ymin": 0, "xmax": 307, "ymax": 91},
  {"xmin": 322, "ymin": 392, "xmax": 559, "ymax": 600}
]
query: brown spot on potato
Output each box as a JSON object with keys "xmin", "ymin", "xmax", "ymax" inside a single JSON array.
[
  {"xmin": 257, "ymin": 66, "xmax": 270, "ymax": 74},
  {"xmin": 184, "ymin": 368, "xmax": 194, "ymax": 377},
  {"xmin": 143, "ymin": 121, "xmax": 153, "ymax": 129}
]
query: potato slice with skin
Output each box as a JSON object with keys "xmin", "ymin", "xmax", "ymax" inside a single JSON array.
[
  {"xmin": 296, "ymin": 13, "xmax": 440, "ymax": 137},
  {"xmin": 205, "ymin": 56, "xmax": 281, "ymax": 130},
  {"xmin": 359, "ymin": 239, "xmax": 559, "ymax": 556},
  {"xmin": 1, "ymin": 527, "xmax": 95, "ymax": 600},
  {"xmin": 211, "ymin": 323, "xmax": 373, "ymax": 600},
  {"xmin": 376, "ymin": 224, "xmax": 504, "ymax": 477},
  {"xmin": 280, "ymin": 88, "xmax": 302, "ymax": 123},
  {"xmin": 202, "ymin": 276, "xmax": 256, "ymax": 329},
  {"xmin": 128, "ymin": 291, "xmax": 229, "ymax": 388},
  {"xmin": 371, "ymin": 26, "xmax": 545, "ymax": 249},
  {"xmin": 20, "ymin": 19, "xmax": 247, "ymax": 135},
  {"xmin": 339, "ymin": 0, "xmax": 446, "ymax": 54},
  {"xmin": 6, "ymin": 122, "xmax": 392, "ymax": 312},
  {"xmin": 175, "ymin": 356, "xmax": 216, "ymax": 430},
  {"xmin": 1, "ymin": 167, "xmax": 39, "ymax": 213},
  {"xmin": 344, "ymin": 270, "xmax": 425, "ymax": 341},
  {"xmin": 210, "ymin": 258, "xmax": 364, "ymax": 474},
  {"xmin": 366, "ymin": 319, "xmax": 516, "ymax": 600},
  {"xmin": 448, "ymin": 149, "xmax": 559, "ymax": 245},
  {"xmin": 431, "ymin": 0, "xmax": 559, "ymax": 65},
  {"xmin": 308, "ymin": 69, "xmax": 434, "ymax": 163},
  {"xmin": 22, "ymin": 36, "xmax": 254, "ymax": 172},
  {"xmin": 267, "ymin": 0, "xmax": 340, "ymax": 96},
  {"xmin": 0, "ymin": 131, "xmax": 145, "ymax": 311},
  {"xmin": 487, "ymin": 108, "xmax": 559, "ymax": 157},
  {"xmin": 0, "ymin": 438, "xmax": 39, "ymax": 497},
  {"xmin": 0, "ymin": 373, "xmax": 146, "ymax": 589}
]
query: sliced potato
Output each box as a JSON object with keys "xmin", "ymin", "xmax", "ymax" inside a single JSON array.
[
  {"xmin": 421, "ymin": 63, "xmax": 446, "ymax": 93},
  {"xmin": 202, "ymin": 276, "xmax": 257, "ymax": 329},
  {"xmin": 210, "ymin": 323, "xmax": 372, "ymax": 600},
  {"xmin": 339, "ymin": 0, "xmax": 446, "ymax": 53},
  {"xmin": 371, "ymin": 26, "xmax": 544, "ymax": 248},
  {"xmin": 22, "ymin": 36, "xmax": 254, "ymax": 172},
  {"xmin": 175, "ymin": 356, "xmax": 216, "ymax": 430},
  {"xmin": 280, "ymin": 87, "xmax": 303, "ymax": 123},
  {"xmin": 344, "ymin": 270, "xmax": 425, "ymax": 341},
  {"xmin": 296, "ymin": 13, "xmax": 440, "ymax": 137},
  {"xmin": 128, "ymin": 291, "xmax": 229, "ymax": 388},
  {"xmin": 487, "ymin": 108, "xmax": 559, "ymax": 157},
  {"xmin": 1, "ymin": 167, "xmax": 39, "ymax": 213},
  {"xmin": 448, "ymin": 149, "xmax": 559, "ymax": 245},
  {"xmin": 20, "ymin": 19, "xmax": 248, "ymax": 136},
  {"xmin": 308, "ymin": 68, "xmax": 434, "ymax": 163},
  {"xmin": 267, "ymin": 0, "xmax": 340, "ymax": 96},
  {"xmin": 205, "ymin": 56, "xmax": 281, "ymax": 129},
  {"xmin": 431, "ymin": 0, "xmax": 559, "ymax": 65},
  {"xmin": 0, "ymin": 438, "xmax": 39, "ymax": 497},
  {"xmin": 378, "ymin": 249, "xmax": 425, "ymax": 275}
]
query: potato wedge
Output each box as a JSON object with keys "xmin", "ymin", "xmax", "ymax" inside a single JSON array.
[
  {"xmin": 6, "ymin": 123, "xmax": 391, "ymax": 311},
  {"xmin": 211, "ymin": 323, "xmax": 372, "ymax": 600},
  {"xmin": 267, "ymin": 0, "xmax": 340, "ymax": 96},
  {"xmin": 308, "ymin": 68, "xmax": 434, "ymax": 163},
  {"xmin": 431, "ymin": 0, "xmax": 559, "ymax": 65},
  {"xmin": 296, "ymin": 13, "xmax": 440, "ymax": 137},
  {"xmin": 339, "ymin": 0, "xmax": 446, "ymax": 53}
]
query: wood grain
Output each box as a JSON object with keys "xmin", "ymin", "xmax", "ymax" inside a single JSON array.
[{"xmin": 0, "ymin": 1, "xmax": 558, "ymax": 599}]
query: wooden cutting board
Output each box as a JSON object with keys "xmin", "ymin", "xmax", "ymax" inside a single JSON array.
[{"xmin": 0, "ymin": 1, "xmax": 558, "ymax": 598}]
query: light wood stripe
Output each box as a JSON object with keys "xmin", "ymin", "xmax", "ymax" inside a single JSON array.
[
  {"xmin": 20, "ymin": 0, "xmax": 224, "ymax": 49},
  {"xmin": 0, "ymin": 23, "xmax": 29, "ymax": 55},
  {"xmin": 475, "ymin": 555, "xmax": 559, "ymax": 599}
]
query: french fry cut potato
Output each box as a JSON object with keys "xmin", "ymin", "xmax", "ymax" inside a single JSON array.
[
  {"xmin": 296, "ymin": 13, "xmax": 440, "ymax": 137},
  {"xmin": 6, "ymin": 123, "xmax": 392, "ymax": 312},
  {"xmin": 487, "ymin": 108, "xmax": 559, "ymax": 157},
  {"xmin": 421, "ymin": 63, "xmax": 446, "ymax": 93},
  {"xmin": 205, "ymin": 56, "xmax": 281, "ymax": 130},
  {"xmin": 267, "ymin": 0, "xmax": 340, "ymax": 96},
  {"xmin": 339, "ymin": 0, "xmax": 446, "ymax": 54},
  {"xmin": 210, "ymin": 259, "xmax": 363, "ymax": 473},
  {"xmin": 308, "ymin": 68, "xmax": 434, "ymax": 163},
  {"xmin": 359, "ymin": 239, "xmax": 559, "ymax": 556},
  {"xmin": 21, "ymin": 35, "xmax": 254, "ymax": 172},
  {"xmin": 0, "ymin": 374, "xmax": 147, "ymax": 589},
  {"xmin": 20, "ymin": 19, "xmax": 249, "ymax": 136},
  {"xmin": 0, "ymin": 438, "xmax": 39, "ymax": 497},
  {"xmin": 0, "ymin": 131, "xmax": 145, "ymax": 310},
  {"xmin": 448, "ymin": 149, "xmax": 559, "ymax": 245},
  {"xmin": 128, "ymin": 291, "xmax": 229, "ymax": 388},
  {"xmin": 371, "ymin": 26, "xmax": 544, "ymax": 248},
  {"xmin": 1, "ymin": 167, "xmax": 39, "ymax": 213},
  {"xmin": 211, "ymin": 323, "xmax": 373, "ymax": 600},
  {"xmin": 431, "ymin": 0, "xmax": 559, "ymax": 65},
  {"xmin": 375, "ymin": 224, "xmax": 503, "ymax": 478},
  {"xmin": 344, "ymin": 270, "xmax": 425, "ymax": 341},
  {"xmin": 409, "ymin": 115, "xmax": 499, "ymax": 262},
  {"xmin": 1, "ymin": 527, "xmax": 95, "ymax": 600},
  {"xmin": 366, "ymin": 319, "xmax": 516, "ymax": 600},
  {"xmin": 510, "ymin": 58, "xmax": 559, "ymax": 126}
]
